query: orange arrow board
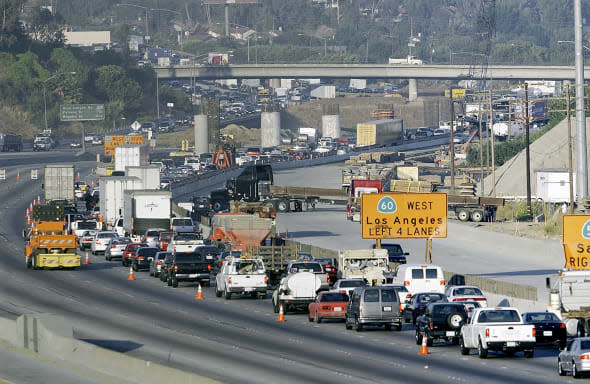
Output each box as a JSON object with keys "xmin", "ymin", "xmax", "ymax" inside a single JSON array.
[
  {"xmin": 563, "ymin": 215, "xmax": 590, "ymax": 269},
  {"xmin": 361, "ymin": 193, "xmax": 447, "ymax": 239}
]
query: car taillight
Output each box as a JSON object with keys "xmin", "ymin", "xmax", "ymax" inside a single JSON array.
[
  {"xmin": 157, "ymin": 260, "xmax": 162, "ymax": 265},
  {"xmin": 174, "ymin": 247, "xmax": 176, "ymax": 252},
  {"xmin": 340, "ymin": 290, "xmax": 346, "ymax": 294},
  {"xmin": 560, "ymin": 323, "xmax": 566, "ymax": 329},
  {"xmin": 399, "ymin": 304, "xmax": 403, "ymax": 312},
  {"xmin": 174, "ymin": 265, "xmax": 178, "ymax": 272},
  {"xmin": 136, "ymin": 256, "xmax": 144, "ymax": 261},
  {"xmin": 581, "ymin": 354, "xmax": 590, "ymax": 360},
  {"xmin": 466, "ymin": 308, "xmax": 471, "ymax": 313},
  {"xmin": 429, "ymin": 321, "xmax": 433, "ymax": 329},
  {"xmin": 228, "ymin": 277, "xmax": 232, "ymax": 284},
  {"xmin": 95, "ymin": 241, "xmax": 100, "ymax": 244},
  {"xmin": 111, "ymin": 245, "xmax": 116, "ymax": 248},
  {"xmin": 406, "ymin": 294, "xmax": 412, "ymax": 300},
  {"xmin": 453, "ymin": 298, "xmax": 467, "ymax": 302},
  {"xmin": 532, "ymin": 328, "xmax": 536, "ymax": 336},
  {"xmin": 207, "ymin": 264, "xmax": 211, "ymax": 271},
  {"xmin": 359, "ymin": 306, "xmax": 362, "ymax": 313},
  {"xmin": 264, "ymin": 276, "xmax": 268, "ymax": 284},
  {"xmin": 440, "ymin": 280, "xmax": 445, "ymax": 285},
  {"xmin": 485, "ymin": 328, "xmax": 490, "ymax": 337},
  {"xmin": 474, "ymin": 298, "xmax": 486, "ymax": 301},
  {"xmin": 403, "ymin": 281, "xmax": 410, "ymax": 286}
]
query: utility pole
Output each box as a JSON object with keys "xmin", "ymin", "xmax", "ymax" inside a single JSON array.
[
  {"xmin": 567, "ymin": 84, "xmax": 575, "ymax": 213},
  {"xmin": 575, "ymin": 0, "xmax": 588, "ymax": 200},
  {"xmin": 478, "ymin": 97, "xmax": 484, "ymax": 193},
  {"xmin": 449, "ymin": 88, "xmax": 456, "ymax": 194},
  {"xmin": 525, "ymin": 82, "xmax": 531, "ymax": 216},
  {"xmin": 489, "ymin": 90, "xmax": 496, "ymax": 197}
]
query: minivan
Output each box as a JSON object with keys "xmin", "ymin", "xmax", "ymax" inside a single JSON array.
[
  {"xmin": 394, "ymin": 264, "xmax": 445, "ymax": 295},
  {"xmin": 345, "ymin": 286, "xmax": 403, "ymax": 331}
]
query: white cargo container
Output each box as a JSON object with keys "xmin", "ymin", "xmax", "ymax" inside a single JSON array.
[
  {"xmin": 492, "ymin": 122, "xmax": 522, "ymax": 139},
  {"xmin": 125, "ymin": 165, "xmax": 160, "ymax": 190},
  {"xmin": 349, "ymin": 79, "xmax": 367, "ymax": 90},
  {"xmin": 123, "ymin": 190, "xmax": 171, "ymax": 236},
  {"xmin": 99, "ymin": 176, "xmax": 143, "ymax": 227},
  {"xmin": 44, "ymin": 165, "xmax": 75, "ymax": 203},
  {"xmin": 310, "ymin": 85, "xmax": 335, "ymax": 99},
  {"xmin": 115, "ymin": 144, "xmax": 149, "ymax": 172},
  {"xmin": 157, "ymin": 57, "xmax": 171, "ymax": 66}
]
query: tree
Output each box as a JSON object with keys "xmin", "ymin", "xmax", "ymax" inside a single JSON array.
[
  {"xmin": 28, "ymin": 7, "xmax": 65, "ymax": 46},
  {"xmin": 0, "ymin": 0, "xmax": 26, "ymax": 51}
]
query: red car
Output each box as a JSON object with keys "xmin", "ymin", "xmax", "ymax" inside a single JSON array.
[
  {"xmin": 122, "ymin": 243, "xmax": 148, "ymax": 267},
  {"xmin": 308, "ymin": 292, "xmax": 349, "ymax": 323},
  {"xmin": 157, "ymin": 231, "xmax": 173, "ymax": 251}
]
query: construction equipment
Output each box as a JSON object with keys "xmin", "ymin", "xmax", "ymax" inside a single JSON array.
[
  {"xmin": 25, "ymin": 204, "xmax": 80, "ymax": 270},
  {"xmin": 211, "ymin": 212, "xmax": 275, "ymax": 252}
]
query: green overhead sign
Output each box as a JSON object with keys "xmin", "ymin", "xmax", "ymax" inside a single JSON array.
[{"xmin": 60, "ymin": 104, "xmax": 105, "ymax": 121}]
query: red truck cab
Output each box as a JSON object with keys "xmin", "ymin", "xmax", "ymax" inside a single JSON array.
[{"xmin": 346, "ymin": 179, "xmax": 383, "ymax": 221}]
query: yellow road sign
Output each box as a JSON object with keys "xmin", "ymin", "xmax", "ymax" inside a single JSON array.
[
  {"xmin": 444, "ymin": 88, "xmax": 466, "ymax": 98},
  {"xmin": 361, "ymin": 193, "xmax": 447, "ymax": 239},
  {"xmin": 563, "ymin": 215, "xmax": 590, "ymax": 269}
]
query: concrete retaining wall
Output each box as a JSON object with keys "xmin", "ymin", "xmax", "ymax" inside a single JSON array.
[{"xmin": 0, "ymin": 314, "xmax": 220, "ymax": 384}]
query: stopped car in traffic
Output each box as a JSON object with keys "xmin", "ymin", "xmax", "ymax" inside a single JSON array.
[
  {"xmin": 558, "ymin": 337, "xmax": 590, "ymax": 378},
  {"xmin": 157, "ymin": 231, "xmax": 173, "ymax": 251},
  {"xmin": 345, "ymin": 286, "xmax": 403, "ymax": 331},
  {"xmin": 122, "ymin": 243, "xmax": 148, "ymax": 267},
  {"xmin": 166, "ymin": 251, "xmax": 212, "ymax": 288},
  {"xmin": 170, "ymin": 217, "xmax": 197, "ymax": 233},
  {"xmin": 215, "ymin": 257, "xmax": 268, "ymax": 299},
  {"xmin": 91, "ymin": 231, "xmax": 119, "ymax": 255},
  {"xmin": 78, "ymin": 230, "xmax": 98, "ymax": 251},
  {"xmin": 308, "ymin": 292, "xmax": 349, "ymax": 323},
  {"xmin": 331, "ymin": 279, "xmax": 366, "ymax": 296},
  {"xmin": 142, "ymin": 228, "xmax": 165, "ymax": 248},
  {"xmin": 394, "ymin": 264, "xmax": 446, "ymax": 294},
  {"xmin": 105, "ymin": 237, "xmax": 132, "ymax": 261},
  {"xmin": 159, "ymin": 253, "xmax": 175, "ymax": 282},
  {"xmin": 313, "ymin": 257, "xmax": 338, "ymax": 285},
  {"xmin": 403, "ymin": 292, "xmax": 448, "ymax": 325},
  {"xmin": 415, "ymin": 303, "xmax": 468, "ymax": 346},
  {"xmin": 382, "ymin": 284, "xmax": 412, "ymax": 310},
  {"xmin": 445, "ymin": 285, "xmax": 488, "ymax": 307},
  {"xmin": 132, "ymin": 247, "xmax": 159, "ymax": 272},
  {"xmin": 523, "ymin": 312, "xmax": 567, "ymax": 349},
  {"xmin": 150, "ymin": 251, "xmax": 171, "ymax": 277},
  {"xmin": 372, "ymin": 243, "xmax": 408, "ymax": 264}
]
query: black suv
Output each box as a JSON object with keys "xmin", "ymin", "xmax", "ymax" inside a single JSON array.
[
  {"xmin": 372, "ymin": 243, "xmax": 408, "ymax": 264},
  {"xmin": 166, "ymin": 252, "xmax": 212, "ymax": 288},
  {"xmin": 415, "ymin": 303, "xmax": 468, "ymax": 346}
]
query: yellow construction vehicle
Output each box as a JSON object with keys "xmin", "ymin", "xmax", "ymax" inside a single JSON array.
[{"xmin": 25, "ymin": 204, "xmax": 80, "ymax": 269}]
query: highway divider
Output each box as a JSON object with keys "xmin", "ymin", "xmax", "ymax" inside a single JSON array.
[{"xmin": 0, "ymin": 314, "xmax": 221, "ymax": 384}]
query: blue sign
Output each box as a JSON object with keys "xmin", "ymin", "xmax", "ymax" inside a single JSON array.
[
  {"xmin": 377, "ymin": 196, "xmax": 397, "ymax": 214},
  {"xmin": 582, "ymin": 219, "xmax": 590, "ymax": 239}
]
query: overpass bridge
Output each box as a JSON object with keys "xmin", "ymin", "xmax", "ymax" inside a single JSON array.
[{"xmin": 154, "ymin": 63, "xmax": 589, "ymax": 81}]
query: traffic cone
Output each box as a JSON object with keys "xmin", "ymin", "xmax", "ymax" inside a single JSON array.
[
  {"xmin": 277, "ymin": 304, "xmax": 285, "ymax": 322},
  {"xmin": 195, "ymin": 283, "xmax": 203, "ymax": 300},
  {"xmin": 37, "ymin": 196, "xmax": 41, "ymax": 204},
  {"xmin": 29, "ymin": 202, "xmax": 33, "ymax": 211},
  {"xmin": 77, "ymin": 172, "xmax": 80, "ymax": 181},
  {"xmin": 84, "ymin": 251, "xmax": 90, "ymax": 265},
  {"xmin": 16, "ymin": 172, "xmax": 20, "ymax": 181},
  {"xmin": 27, "ymin": 215, "xmax": 31, "ymax": 225},
  {"xmin": 418, "ymin": 332, "xmax": 429, "ymax": 355},
  {"xmin": 127, "ymin": 266, "xmax": 135, "ymax": 280},
  {"xmin": 277, "ymin": 231, "xmax": 281, "ymax": 239}
]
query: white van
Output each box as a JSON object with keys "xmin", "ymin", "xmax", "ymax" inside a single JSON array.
[{"xmin": 394, "ymin": 264, "xmax": 445, "ymax": 294}]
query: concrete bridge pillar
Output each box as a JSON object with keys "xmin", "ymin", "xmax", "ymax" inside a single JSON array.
[
  {"xmin": 408, "ymin": 78, "xmax": 418, "ymax": 101},
  {"xmin": 270, "ymin": 78, "xmax": 281, "ymax": 89}
]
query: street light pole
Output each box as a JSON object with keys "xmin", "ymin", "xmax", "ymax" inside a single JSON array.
[{"xmin": 42, "ymin": 72, "xmax": 76, "ymax": 132}]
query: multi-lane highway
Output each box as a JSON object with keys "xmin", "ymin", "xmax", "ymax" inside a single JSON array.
[{"xmin": 0, "ymin": 152, "xmax": 571, "ymax": 383}]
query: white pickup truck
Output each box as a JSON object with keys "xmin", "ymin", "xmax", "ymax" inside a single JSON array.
[
  {"xmin": 168, "ymin": 232, "xmax": 204, "ymax": 253},
  {"xmin": 460, "ymin": 307, "xmax": 536, "ymax": 358},
  {"xmin": 215, "ymin": 257, "xmax": 268, "ymax": 299}
]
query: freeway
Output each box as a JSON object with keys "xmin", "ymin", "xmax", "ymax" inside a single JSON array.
[{"xmin": 0, "ymin": 152, "xmax": 570, "ymax": 383}]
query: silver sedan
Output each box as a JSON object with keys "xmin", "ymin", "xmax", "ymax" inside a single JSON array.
[{"xmin": 558, "ymin": 337, "xmax": 590, "ymax": 378}]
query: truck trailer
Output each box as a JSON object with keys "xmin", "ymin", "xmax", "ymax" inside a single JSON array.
[
  {"xmin": 123, "ymin": 190, "xmax": 171, "ymax": 237},
  {"xmin": 43, "ymin": 165, "xmax": 75, "ymax": 204},
  {"xmin": 356, "ymin": 119, "xmax": 404, "ymax": 148}
]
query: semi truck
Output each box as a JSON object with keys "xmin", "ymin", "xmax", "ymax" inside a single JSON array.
[
  {"xmin": 356, "ymin": 119, "xmax": 404, "ymax": 148},
  {"xmin": 0, "ymin": 133, "xmax": 22, "ymax": 152},
  {"xmin": 123, "ymin": 190, "xmax": 172, "ymax": 237},
  {"xmin": 209, "ymin": 164, "xmax": 347, "ymax": 213},
  {"xmin": 100, "ymin": 176, "xmax": 143, "ymax": 229},
  {"xmin": 43, "ymin": 165, "xmax": 75, "ymax": 204},
  {"xmin": 448, "ymin": 195, "xmax": 504, "ymax": 222},
  {"xmin": 346, "ymin": 179, "xmax": 383, "ymax": 221}
]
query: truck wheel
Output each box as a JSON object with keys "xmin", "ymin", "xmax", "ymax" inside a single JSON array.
[
  {"xmin": 167, "ymin": 275, "xmax": 172, "ymax": 286},
  {"xmin": 460, "ymin": 337, "xmax": 470, "ymax": 355},
  {"xmin": 573, "ymin": 361, "xmax": 581, "ymax": 378},
  {"xmin": 215, "ymin": 286, "xmax": 222, "ymax": 297},
  {"xmin": 273, "ymin": 300, "xmax": 280, "ymax": 314},
  {"xmin": 355, "ymin": 317, "xmax": 363, "ymax": 332},
  {"xmin": 250, "ymin": 291, "xmax": 258, "ymax": 299},
  {"xmin": 212, "ymin": 200, "xmax": 223, "ymax": 212},
  {"xmin": 446, "ymin": 312, "xmax": 465, "ymax": 329},
  {"xmin": 416, "ymin": 330, "xmax": 422, "ymax": 345},
  {"xmin": 524, "ymin": 349, "xmax": 534, "ymax": 358},
  {"xmin": 345, "ymin": 316, "xmax": 352, "ymax": 330},
  {"xmin": 224, "ymin": 289, "xmax": 231, "ymax": 300},
  {"xmin": 32, "ymin": 254, "xmax": 38, "ymax": 270},
  {"xmin": 25, "ymin": 257, "xmax": 32, "ymax": 269},
  {"xmin": 457, "ymin": 209, "xmax": 470, "ymax": 222},
  {"xmin": 277, "ymin": 200, "xmax": 289, "ymax": 212},
  {"xmin": 471, "ymin": 210, "xmax": 484, "ymax": 222},
  {"xmin": 426, "ymin": 332, "xmax": 433, "ymax": 346},
  {"xmin": 172, "ymin": 278, "xmax": 178, "ymax": 288},
  {"xmin": 558, "ymin": 359, "xmax": 566, "ymax": 376},
  {"xmin": 478, "ymin": 339, "xmax": 488, "ymax": 359},
  {"xmin": 394, "ymin": 323, "xmax": 402, "ymax": 331},
  {"xmin": 301, "ymin": 201, "xmax": 309, "ymax": 212},
  {"xmin": 315, "ymin": 312, "xmax": 321, "ymax": 324},
  {"xmin": 384, "ymin": 324, "xmax": 392, "ymax": 331}
]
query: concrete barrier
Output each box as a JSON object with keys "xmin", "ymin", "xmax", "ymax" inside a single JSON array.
[{"xmin": 0, "ymin": 314, "xmax": 220, "ymax": 384}]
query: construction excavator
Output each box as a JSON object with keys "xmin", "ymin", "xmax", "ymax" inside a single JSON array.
[{"xmin": 213, "ymin": 134, "xmax": 236, "ymax": 168}]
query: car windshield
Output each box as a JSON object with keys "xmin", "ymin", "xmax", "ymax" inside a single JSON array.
[
  {"xmin": 175, "ymin": 253, "xmax": 202, "ymax": 263},
  {"xmin": 418, "ymin": 294, "xmax": 445, "ymax": 304},
  {"xmin": 77, "ymin": 221, "xmax": 96, "ymax": 229},
  {"xmin": 313, "ymin": 258, "xmax": 335, "ymax": 266},
  {"xmin": 432, "ymin": 305, "xmax": 466, "ymax": 316},
  {"xmin": 127, "ymin": 244, "xmax": 145, "ymax": 251},
  {"xmin": 525, "ymin": 313, "xmax": 560, "ymax": 322},
  {"xmin": 454, "ymin": 287, "xmax": 483, "ymax": 296},
  {"xmin": 160, "ymin": 233, "xmax": 173, "ymax": 241},
  {"xmin": 477, "ymin": 310, "xmax": 521, "ymax": 323},
  {"xmin": 146, "ymin": 231, "xmax": 160, "ymax": 237},
  {"xmin": 340, "ymin": 280, "xmax": 366, "ymax": 288},
  {"xmin": 173, "ymin": 219, "xmax": 193, "ymax": 226},
  {"xmin": 289, "ymin": 263, "xmax": 323, "ymax": 273},
  {"xmin": 320, "ymin": 293, "xmax": 349, "ymax": 302},
  {"xmin": 175, "ymin": 233, "xmax": 200, "ymax": 241},
  {"xmin": 118, "ymin": 238, "xmax": 132, "ymax": 245},
  {"xmin": 98, "ymin": 233, "xmax": 117, "ymax": 239},
  {"xmin": 382, "ymin": 244, "xmax": 403, "ymax": 255},
  {"xmin": 234, "ymin": 260, "xmax": 263, "ymax": 274}
]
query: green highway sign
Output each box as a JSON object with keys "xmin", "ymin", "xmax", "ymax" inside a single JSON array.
[{"xmin": 60, "ymin": 104, "xmax": 105, "ymax": 121}]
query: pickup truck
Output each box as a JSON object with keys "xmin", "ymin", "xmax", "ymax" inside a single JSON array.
[
  {"xmin": 168, "ymin": 232, "xmax": 204, "ymax": 253},
  {"xmin": 272, "ymin": 271, "xmax": 322, "ymax": 314},
  {"xmin": 459, "ymin": 307, "xmax": 536, "ymax": 358},
  {"xmin": 215, "ymin": 257, "xmax": 268, "ymax": 299},
  {"xmin": 166, "ymin": 251, "xmax": 212, "ymax": 288},
  {"xmin": 285, "ymin": 261, "xmax": 329, "ymax": 289}
]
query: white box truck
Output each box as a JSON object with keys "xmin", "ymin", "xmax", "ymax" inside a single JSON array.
[
  {"xmin": 125, "ymin": 165, "xmax": 160, "ymax": 190},
  {"xmin": 44, "ymin": 165, "xmax": 74, "ymax": 204},
  {"xmin": 123, "ymin": 190, "xmax": 171, "ymax": 236},
  {"xmin": 115, "ymin": 144, "xmax": 149, "ymax": 172},
  {"xmin": 99, "ymin": 176, "xmax": 143, "ymax": 228}
]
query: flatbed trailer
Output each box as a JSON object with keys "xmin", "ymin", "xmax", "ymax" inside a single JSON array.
[
  {"xmin": 266, "ymin": 185, "xmax": 347, "ymax": 212},
  {"xmin": 447, "ymin": 195, "xmax": 504, "ymax": 222},
  {"xmin": 244, "ymin": 245, "xmax": 299, "ymax": 285}
]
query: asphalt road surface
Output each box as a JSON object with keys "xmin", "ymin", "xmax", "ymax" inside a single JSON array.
[{"xmin": 0, "ymin": 153, "xmax": 574, "ymax": 383}]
